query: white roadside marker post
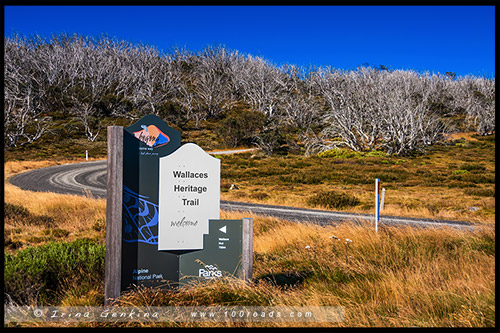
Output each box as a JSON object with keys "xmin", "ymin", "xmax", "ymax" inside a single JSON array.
[
  {"xmin": 380, "ymin": 188, "xmax": 386, "ymax": 211},
  {"xmin": 86, "ymin": 150, "xmax": 88, "ymax": 161}
]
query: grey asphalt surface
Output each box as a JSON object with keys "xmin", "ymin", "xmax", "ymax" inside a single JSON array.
[{"xmin": 9, "ymin": 159, "xmax": 479, "ymax": 230}]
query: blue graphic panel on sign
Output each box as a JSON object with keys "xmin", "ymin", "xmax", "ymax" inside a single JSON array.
[{"xmin": 122, "ymin": 185, "xmax": 159, "ymax": 245}]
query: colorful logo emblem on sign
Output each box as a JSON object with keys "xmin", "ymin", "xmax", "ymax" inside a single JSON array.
[{"xmin": 133, "ymin": 125, "xmax": 170, "ymax": 148}]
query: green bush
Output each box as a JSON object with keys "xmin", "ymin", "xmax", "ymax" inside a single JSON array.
[
  {"xmin": 317, "ymin": 149, "xmax": 388, "ymax": 159},
  {"xmin": 317, "ymin": 148, "xmax": 360, "ymax": 159},
  {"xmin": 216, "ymin": 109, "xmax": 267, "ymax": 147},
  {"xmin": 4, "ymin": 239, "xmax": 105, "ymax": 305},
  {"xmin": 307, "ymin": 190, "xmax": 360, "ymax": 209},
  {"xmin": 254, "ymin": 126, "xmax": 287, "ymax": 156},
  {"xmin": 157, "ymin": 100, "xmax": 189, "ymax": 129},
  {"xmin": 365, "ymin": 150, "xmax": 389, "ymax": 157}
]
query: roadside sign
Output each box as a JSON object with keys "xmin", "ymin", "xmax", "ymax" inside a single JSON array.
[{"xmin": 105, "ymin": 115, "xmax": 252, "ymax": 300}]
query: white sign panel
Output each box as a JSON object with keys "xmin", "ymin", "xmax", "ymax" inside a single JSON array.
[{"xmin": 158, "ymin": 143, "xmax": 220, "ymax": 250}]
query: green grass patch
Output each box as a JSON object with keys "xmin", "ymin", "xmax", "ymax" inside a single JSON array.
[
  {"xmin": 317, "ymin": 148, "xmax": 388, "ymax": 159},
  {"xmin": 4, "ymin": 239, "xmax": 105, "ymax": 305}
]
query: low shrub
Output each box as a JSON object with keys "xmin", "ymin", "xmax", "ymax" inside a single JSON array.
[
  {"xmin": 216, "ymin": 109, "xmax": 267, "ymax": 147},
  {"xmin": 4, "ymin": 202, "xmax": 55, "ymax": 227},
  {"xmin": 364, "ymin": 150, "xmax": 389, "ymax": 157},
  {"xmin": 4, "ymin": 202, "xmax": 31, "ymax": 219},
  {"xmin": 220, "ymin": 181, "xmax": 232, "ymax": 193},
  {"xmin": 317, "ymin": 148, "xmax": 361, "ymax": 159},
  {"xmin": 462, "ymin": 173, "xmax": 495, "ymax": 184},
  {"xmin": 374, "ymin": 171, "xmax": 409, "ymax": 183},
  {"xmin": 40, "ymin": 228, "xmax": 70, "ymax": 238},
  {"xmin": 307, "ymin": 190, "xmax": 360, "ymax": 209},
  {"xmin": 317, "ymin": 149, "xmax": 388, "ymax": 159},
  {"xmin": 290, "ymin": 160, "xmax": 312, "ymax": 168},
  {"xmin": 4, "ymin": 239, "xmax": 105, "ymax": 305},
  {"xmin": 279, "ymin": 172, "xmax": 327, "ymax": 185},
  {"xmin": 249, "ymin": 192, "xmax": 269, "ymax": 200},
  {"xmin": 464, "ymin": 188, "xmax": 495, "ymax": 197},
  {"xmin": 447, "ymin": 181, "xmax": 477, "ymax": 188},
  {"xmin": 459, "ymin": 163, "xmax": 486, "ymax": 171}
]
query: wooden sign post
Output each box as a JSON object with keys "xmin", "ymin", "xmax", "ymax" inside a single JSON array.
[{"xmin": 104, "ymin": 126, "xmax": 123, "ymax": 305}]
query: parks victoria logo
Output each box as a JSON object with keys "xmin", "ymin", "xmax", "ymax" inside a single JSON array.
[
  {"xmin": 199, "ymin": 264, "xmax": 222, "ymax": 279},
  {"xmin": 133, "ymin": 124, "xmax": 170, "ymax": 148}
]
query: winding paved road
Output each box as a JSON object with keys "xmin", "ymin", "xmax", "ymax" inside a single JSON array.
[{"xmin": 9, "ymin": 158, "xmax": 479, "ymax": 230}]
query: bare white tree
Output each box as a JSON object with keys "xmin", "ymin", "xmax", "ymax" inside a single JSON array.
[
  {"xmin": 4, "ymin": 35, "xmax": 51, "ymax": 147},
  {"xmin": 310, "ymin": 66, "xmax": 386, "ymax": 152},
  {"xmin": 64, "ymin": 35, "xmax": 120, "ymax": 141},
  {"xmin": 452, "ymin": 76, "xmax": 495, "ymax": 135},
  {"xmin": 308, "ymin": 68, "xmax": 449, "ymax": 156},
  {"xmin": 4, "ymin": 33, "xmax": 494, "ymax": 153},
  {"xmin": 380, "ymin": 70, "xmax": 448, "ymax": 155},
  {"xmin": 191, "ymin": 46, "xmax": 236, "ymax": 118},
  {"xmin": 169, "ymin": 48, "xmax": 207, "ymax": 127},
  {"xmin": 124, "ymin": 45, "xmax": 176, "ymax": 116},
  {"xmin": 278, "ymin": 64, "xmax": 320, "ymax": 129},
  {"xmin": 232, "ymin": 55, "xmax": 284, "ymax": 118}
]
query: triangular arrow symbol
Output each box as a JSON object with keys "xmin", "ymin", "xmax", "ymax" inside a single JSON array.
[{"xmin": 219, "ymin": 226, "xmax": 227, "ymax": 234}]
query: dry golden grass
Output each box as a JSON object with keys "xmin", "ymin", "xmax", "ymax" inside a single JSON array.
[
  {"xmin": 4, "ymin": 183, "xmax": 495, "ymax": 327},
  {"xmin": 444, "ymin": 132, "xmax": 480, "ymax": 142},
  {"xmin": 4, "ymin": 160, "xmax": 106, "ymax": 251},
  {"xmin": 5, "ymin": 182, "xmax": 105, "ymax": 221},
  {"xmin": 221, "ymin": 183, "xmax": 495, "ymax": 225},
  {"xmin": 3, "ymin": 152, "xmax": 495, "ymax": 327},
  {"xmin": 114, "ymin": 217, "xmax": 494, "ymax": 327}
]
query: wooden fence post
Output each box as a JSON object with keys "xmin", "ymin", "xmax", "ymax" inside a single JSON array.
[
  {"xmin": 104, "ymin": 126, "xmax": 123, "ymax": 305},
  {"xmin": 242, "ymin": 217, "xmax": 253, "ymax": 282}
]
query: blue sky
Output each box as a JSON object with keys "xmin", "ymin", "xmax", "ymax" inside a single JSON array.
[{"xmin": 3, "ymin": 5, "xmax": 496, "ymax": 77}]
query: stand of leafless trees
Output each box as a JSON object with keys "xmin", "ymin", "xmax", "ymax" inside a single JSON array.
[
  {"xmin": 4, "ymin": 33, "xmax": 495, "ymax": 155},
  {"xmin": 306, "ymin": 67, "xmax": 456, "ymax": 155}
]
